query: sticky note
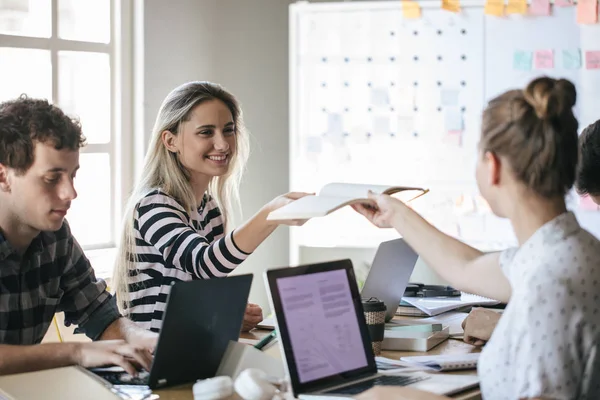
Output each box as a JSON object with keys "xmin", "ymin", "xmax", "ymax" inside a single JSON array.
[
  {"xmin": 445, "ymin": 109, "xmax": 463, "ymax": 131},
  {"xmin": 306, "ymin": 136, "xmax": 323, "ymax": 154},
  {"xmin": 534, "ymin": 49, "xmax": 554, "ymax": 69},
  {"xmin": 440, "ymin": 89, "xmax": 460, "ymax": 107},
  {"xmin": 327, "ymin": 113, "xmax": 343, "ymax": 135},
  {"xmin": 506, "ymin": 0, "xmax": 527, "ymax": 14},
  {"xmin": 370, "ymin": 88, "xmax": 390, "ymax": 107},
  {"xmin": 444, "ymin": 130, "xmax": 463, "ymax": 146},
  {"xmin": 402, "ymin": 0, "xmax": 422, "ymax": 19},
  {"xmin": 554, "ymin": 0, "xmax": 573, "ymax": 6},
  {"xmin": 580, "ymin": 195, "xmax": 599, "ymax": 211},
  {"xmin": 577, "ymin": 0, "xmax": 598, "ymax": 24},
  {"xmin": 529, "ymin": 0, "xmax": 551, "ymax": 15},
  {"xmin": 514, "ymin": 50, "xmax": 533, "ymax": 71},
  {"xmin": 485, "ymin": 0, "xmax": 505, "ymax": 16},
  {"xmin": 442, "ymin": 0, "xmax": 461, "ymax": 13},
  {"xmin": 397, "ymin": 116, "xmax": 414, "ymax": 134},
  {"xmin": 586, "ymin": 51, "xmax": 600, "ymax": 70},
  {"xmin": 373, "ymin": 116, "xmax": 391, "ymax": 136},
  {"xmin": 563, "ymin": 49, "xmax": 582, "ymax": 70}
]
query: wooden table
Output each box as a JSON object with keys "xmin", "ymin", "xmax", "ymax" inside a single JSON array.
[{"xmin": 153, "ymin": 328, "xmax": 482, "ymax": 400}]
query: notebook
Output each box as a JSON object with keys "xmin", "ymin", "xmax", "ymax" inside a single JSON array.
[{"xmin": 400, "ymin": 353, "xmax": 480, "ymax": 372}]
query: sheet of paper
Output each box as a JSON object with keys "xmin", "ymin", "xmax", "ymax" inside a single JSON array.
[
  {"xmin": 442, "ymin": 0, "xmax": 460, "ymax": 13},
  {"xmin": 586, "ymin": 51, "xmax": 600, "ymax": 70},
  {"xmin": 563, "ymin": 49, "xmax": 582, "ymax": 70},
  {"xmin": 534, "ymin": 49, "xmax": 554, "ymax": 69},
  {"xmin": 506, "ymin": 0, "xmax": 527, "ymax": 14},
  {"xmin": 577, "ymin": 0, "xmax": 598, "ymax": 24},
  {"xmin": 444, "ymin": 130, "xmax": 463, "ymax": 147},
  {"xmin": 484, "ymin": 0, "xmax": 505, "ymax": 16},
  {"xmin": 529, "ymin": 0, "xmax": 551, "ymax": 15},
  {"xmin": 513, "ymin": 50, "xmax": 533, "ymax": 70},
  {"xmin": 402, "ymin": 0, "xmax": 422, "ymax": 19}
]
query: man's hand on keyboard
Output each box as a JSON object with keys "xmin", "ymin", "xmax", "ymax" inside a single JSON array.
[
  {"xmin": 355, "ymin": 387, "xmax": 450, "ymax": 400},
  {"xmin": 74, "ymin": 340, "xmax": 153, "ymax": 376}
]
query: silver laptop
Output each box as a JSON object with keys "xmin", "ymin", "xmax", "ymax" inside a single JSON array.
[
  {"xmin": 264, "ymin": 259, "xmax": 479, "ymax": 398},
  {"xmin": 361, "ymin": 238, "xmax": 419, "ymax": 322}
]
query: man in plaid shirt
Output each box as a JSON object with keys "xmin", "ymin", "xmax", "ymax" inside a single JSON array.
[{"xmin": 0, "ymin": 96, "xmax": 157, "ymax": 376}]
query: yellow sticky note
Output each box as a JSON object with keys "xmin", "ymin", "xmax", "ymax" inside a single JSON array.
[
  {"xmin": 442, "ymin": 0, "xmax": 461, "ymax": 13},
  {"xmin": 506, "ymin": 0, "xmax": 527, "ymax": 14},
  {"xmin": 402, "ymin": 0, "xmax": 422, "ymax": 19},
  {"xmin": 485, "ymin": 0, "xmax": 505, "ymax": 16},
  {"xmin": 577, "ymin": 0, "xmax": 598, "ymax": 24}
]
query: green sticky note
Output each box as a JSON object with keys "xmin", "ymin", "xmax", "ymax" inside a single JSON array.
[
  {"xmin": 514, "ymin": 50, "xmax": 533, "ymax": 71},
  {"xmin": 563, "ymin": 49, "xmax": 582, "ymax": 70}
]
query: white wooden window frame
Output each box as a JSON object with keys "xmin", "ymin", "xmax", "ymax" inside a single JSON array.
[{"xmin": 0, "ymin": 0, "xmax": 133, "ymax": 252}]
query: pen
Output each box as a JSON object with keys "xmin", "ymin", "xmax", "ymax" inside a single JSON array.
[{"xmin": 254, "ymin": 330, "xmax": 277, "ymax": 350}]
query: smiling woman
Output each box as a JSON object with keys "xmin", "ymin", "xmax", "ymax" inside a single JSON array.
[{"xmin": 112, "ymin": 82, "xmax": 310, "ymax": 334}]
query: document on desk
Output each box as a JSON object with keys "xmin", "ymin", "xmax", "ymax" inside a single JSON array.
[
  {"xmin": 400, "ymin": 353, "xmax": 480, "ymax": 371},
  {"xmin": 401, "ymin": 293, "xmax": 499, "ymax": 316}
]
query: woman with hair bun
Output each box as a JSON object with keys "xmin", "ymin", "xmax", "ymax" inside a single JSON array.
[{"xmin": 352, "ymin": 77, "xmax": 600, "ymax": 400}]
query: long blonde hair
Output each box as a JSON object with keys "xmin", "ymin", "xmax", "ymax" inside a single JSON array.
[{"xmin": 113, "ymin": 82, "xmax": 250, "ymax": 313}]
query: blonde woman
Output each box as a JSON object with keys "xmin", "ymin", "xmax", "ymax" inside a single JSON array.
[
  {"xmin": 113, "ymin": 82, "xmax": 307, "ymax": 333},
  {"xmin": 353, "ymin": 77, "xmax": 600, "ymax": 399}
]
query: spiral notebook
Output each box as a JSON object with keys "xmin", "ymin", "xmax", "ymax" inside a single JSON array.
[{"xmin": 400, "ymin": 353, "xmax": 480, "ymax": 371}]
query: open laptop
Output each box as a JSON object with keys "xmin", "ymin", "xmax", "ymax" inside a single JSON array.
[
  {"xmin": 91, "ymin": 274, "xmax": 253, "ymax": 390},
  {"xmin": 360, "ymin": 238, "xmax": 419, "ymax": 322},
  {"xmin": 264, "ymin": 260, "xmax": 479, "ymax": 398}
]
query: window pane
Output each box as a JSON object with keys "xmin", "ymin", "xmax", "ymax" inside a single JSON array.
[
  {"xmin": 68, "ymin": 153, "xmax": 112, "ymax": 247},
  {"xmin": 58, "ymin": 0, "xmax": 110, "ymax": 43},
  {"xmin": 0, "ymin": 48, "xmax": 51, "ymax": 102},
  {"xmin": 59, "ymin": 51, "xmax": 110, "ymax": 144},
  {"xmin": 0, "ymin": 0, "xmax": 50, "ymax": 38}
]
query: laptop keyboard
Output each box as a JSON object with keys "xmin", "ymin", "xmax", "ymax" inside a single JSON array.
[
  {"xmin": 323, "ymin": 375, "xmax": 428, "ymax": 395},
  {"xmin": 97, "ymin": 370, "xmax": 150, "ymax": 386}
]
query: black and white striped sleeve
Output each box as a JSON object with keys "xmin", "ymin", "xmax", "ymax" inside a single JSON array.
[{"xmin": 135, "ymin": 191, "xmax": 250, "ymax": 278}]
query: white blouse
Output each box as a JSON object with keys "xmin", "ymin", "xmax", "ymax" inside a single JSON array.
[{"xmin": 478, "ymin": 212, "xmax": 600, "ymax": 400}]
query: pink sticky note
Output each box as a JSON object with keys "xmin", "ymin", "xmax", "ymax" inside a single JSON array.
[
  {"xmin": 529, "ymin": 0, "xmax": 551, "ymax": 15},
  {"xmin": 554, "ymin": 0, "xmax": 573, "ymax": 6},
  {"xmin": 534, "ymin": 50, "xmax": 554, "ymax": 69},
  {"xmin": 580, "ymin": 195, "xmax": 599, "ymax": 211},
  {"xmin": 444, "ymin": 130, "xmax": 463, "ymax": 146},
  {"xmin": 585, "ymin": 51, "xmax": 600, "ymax": 70}
]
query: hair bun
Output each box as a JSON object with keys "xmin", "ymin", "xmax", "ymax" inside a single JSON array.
[{"xmin": 523, "ymin": 77, "xmax": 576, "ymax": 120}]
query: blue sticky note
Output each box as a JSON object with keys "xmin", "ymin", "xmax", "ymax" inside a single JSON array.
[
  {"xmin": 513, "ymin": 50, "xmax": 533, "ymax": 71},
  {"xmin": 563, "ymin": 49, "xmax": 581, "ymax": 70},
  {"xmin": 445, "ymin": 108, "xmax": 463, "ymax": 131},
  {"xmin": 327, "ymin": 113, "xmax": 343, "ymax": 135}
]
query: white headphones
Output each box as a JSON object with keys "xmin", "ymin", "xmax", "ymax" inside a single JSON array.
[{"xmin": 193, "ymin": 369, "xmax": 284, "ymax": 400}]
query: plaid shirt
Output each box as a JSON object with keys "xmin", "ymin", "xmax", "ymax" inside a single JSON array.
[{"xmin": 0, "ymin": 221, "xmax": 120, "ymax": 345}]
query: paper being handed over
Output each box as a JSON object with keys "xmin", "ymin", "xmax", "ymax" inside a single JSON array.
[{"xmin": 266, "ymin": 182, "xmax": 428, "ymax": 221}]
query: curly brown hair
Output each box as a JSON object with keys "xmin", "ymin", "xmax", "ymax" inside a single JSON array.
[
  {"xmin": 0, "ymin": 95, "xmax": 86, "ymax": 174},
  {"xmin": 576, "ymin": 119, "xmax": 600, "ymax": 197}
]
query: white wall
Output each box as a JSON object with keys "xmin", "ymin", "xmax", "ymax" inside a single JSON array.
[{"xmin": 137, "ymin": 0, "xmax": 293, "ymax": 311}]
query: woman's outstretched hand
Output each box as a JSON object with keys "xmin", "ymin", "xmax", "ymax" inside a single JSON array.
[{"xmin": 351, "ymin": 191, "xmax": 403, "ymax": 229}]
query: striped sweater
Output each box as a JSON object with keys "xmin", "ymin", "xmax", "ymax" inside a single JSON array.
[{"xmin": 125, "ymin": 189, "xmax": 250, "ymax": 332}]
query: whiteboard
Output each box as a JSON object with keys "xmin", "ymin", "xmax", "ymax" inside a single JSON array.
[{"xmin": 289, "ymin": 1, "xmax": 600, "ymax": 258}]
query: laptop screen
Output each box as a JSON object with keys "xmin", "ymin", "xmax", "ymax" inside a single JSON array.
[
  {"xmin": 277, "ymin": 269, "xmax": 368, "ymax": 383},
  {"xmin": 266, "ymin": 259, "xmax": 377, "ymax": 396}
]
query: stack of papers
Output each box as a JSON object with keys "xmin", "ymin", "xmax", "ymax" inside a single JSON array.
[{"xmin": 401, "ymin": 293, "xmax": 499, "ymax": 316}]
